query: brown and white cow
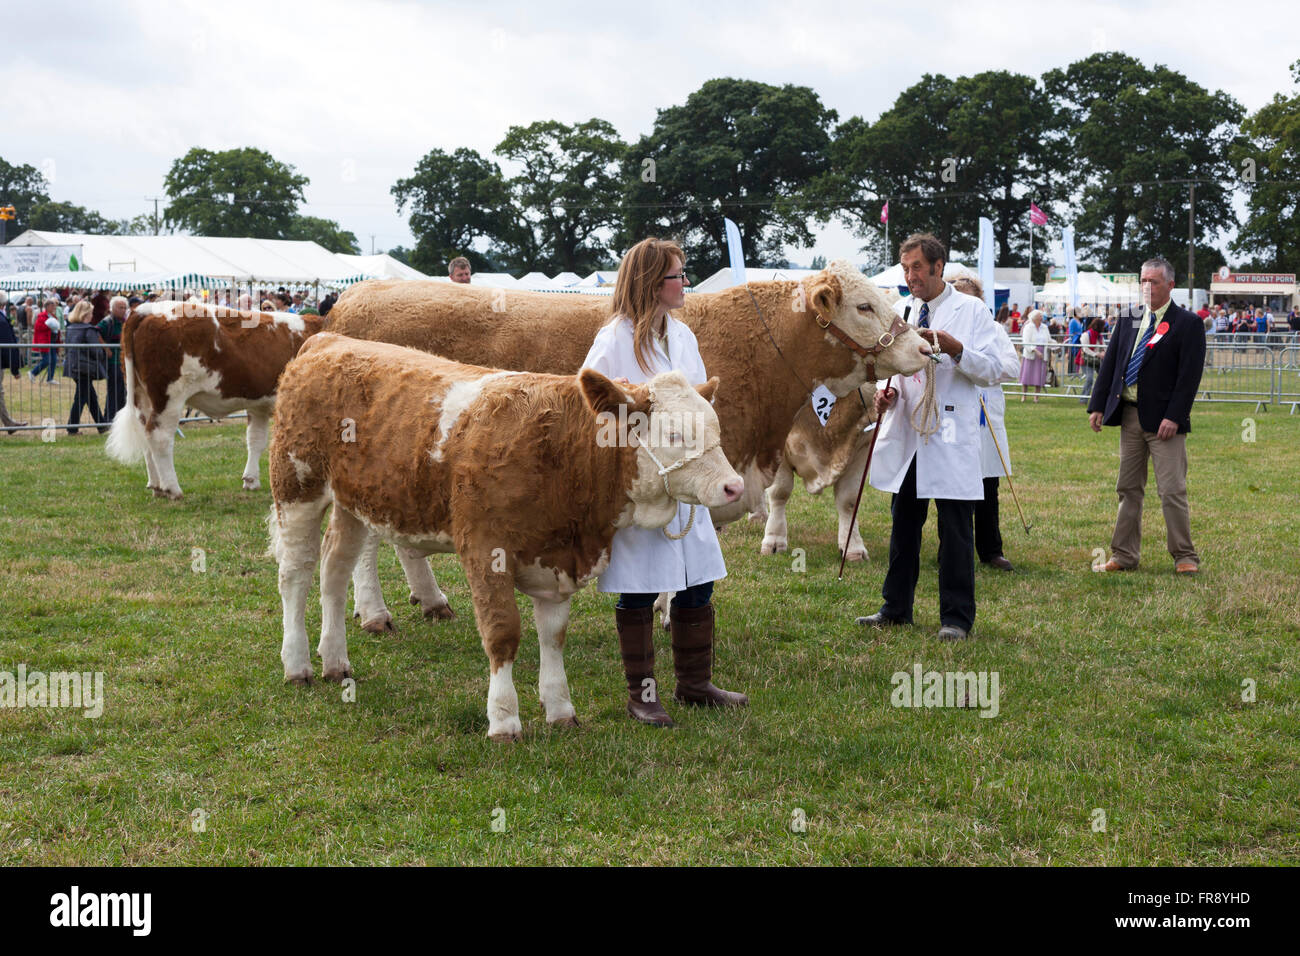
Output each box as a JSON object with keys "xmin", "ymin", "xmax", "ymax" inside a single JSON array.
[
  {"xmin": 760, "ymin": 382, "xmax": 878, "ymax": 562},
  {"xmin": 267, "ymin": 332, "xmax": 743, "ymax": 741},
  {"xmin": 326, "ymin": 259, "xmax": 931, "ymax": 630},
  {"xmin": 106, "ymin": 301, "xmax": 321, "ymax": 499}
]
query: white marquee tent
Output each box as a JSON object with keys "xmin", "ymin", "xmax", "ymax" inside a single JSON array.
[
  {"xmin": 6, "ymin": 230, "xmax": 375, "ymax": 286},
  {"xmin": 693, "ymin": 267, "xmax": 818, "ymax": 292},
  {"xmin": 1037, "ymin": 271, "xmax": 1140, "ymax": 307},
  {"xmin": 335, "ymin": 253, "xmax": 428, "ymax": 281}
]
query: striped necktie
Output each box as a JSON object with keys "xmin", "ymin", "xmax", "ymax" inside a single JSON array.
[
  {"xmin": 1125, "ymin": 314, "xmax": 1158, "ymax": 386},
  {"xmin": 918, "ymin": 302, "xmax": 930, "ymax": 328}
]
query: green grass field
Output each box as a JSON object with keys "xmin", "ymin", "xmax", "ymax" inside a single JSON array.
[{"xmin": 1, "ymin": 400, "xmax": 1297, "ymax": 865}]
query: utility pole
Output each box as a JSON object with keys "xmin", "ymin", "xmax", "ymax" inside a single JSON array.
[
  {"xmin": 145, "ymin": 196, "xmax": 162, "ymax": 235},
  {"xmin": 370, "ymin": 234, "xmax": 375, "ymax": 255}
]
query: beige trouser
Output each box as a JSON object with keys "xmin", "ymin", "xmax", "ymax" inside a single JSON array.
[{"xmin": 1111, "ymin": 404, "xmax": 1199, "ymax": 568}]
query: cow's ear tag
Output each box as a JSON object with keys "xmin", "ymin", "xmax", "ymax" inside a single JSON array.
[{"xmin": 810, "ymin": 384, "xmax": 837, "ymax": 427}]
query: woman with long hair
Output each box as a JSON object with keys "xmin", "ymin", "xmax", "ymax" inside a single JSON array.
[{"xmin": 580, "ymin": 238, "xmax": 748, "ymax": 727}]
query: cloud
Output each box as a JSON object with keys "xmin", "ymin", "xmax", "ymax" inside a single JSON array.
[{"xmin": 3, "ymin": 0, "xmax": 1295, "ymax": 261}]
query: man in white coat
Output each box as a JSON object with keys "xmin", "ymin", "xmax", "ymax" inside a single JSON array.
[
  {"xmin": 951, "ymin": 278, "xmax": 1024, "ymax": 572},
  {"xmin": 856, "ymin": 234, "xmax": 1019, "ymax": 640}
]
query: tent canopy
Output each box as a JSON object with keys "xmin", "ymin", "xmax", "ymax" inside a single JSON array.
[
  {"xmin": 8, "ymin": 230, "xmax": 377, "ymax": 285},
  {"xmin": 0, "ymin": 269, "xmax": 225, "ymax": 292},
  {"xmin": 693, "ymin": 267, "xmax": 818, "ymax": 292},
  {"xmin": 334, "ymin": 253, "xmax": 428, "ymax": 281},
  {"xmin": 1037, "ymin": 271, "xmax": 1139, "ymax": 305}
]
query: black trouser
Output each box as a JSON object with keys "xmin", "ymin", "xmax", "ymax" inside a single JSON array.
[
  {"xmin": 974, "ymin": 476, "xmax": 1004, "ymax": 562},
  {"xmin": 68, "ymin": 372, "xmax": 104, "ymax": 434},
  {"xmin": 104, "ymin": 360, "xmax": 126, "ymax": 421},
  {"xmin": 618, "ymin": 581, "xmax": 713, "ymax": 611},
  {"xmin": 879, "ymin": 456, "xmax": 976, "ymax": 631}
]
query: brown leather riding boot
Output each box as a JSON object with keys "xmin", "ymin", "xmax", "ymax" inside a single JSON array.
[
  {"xmin": 670, "ymin": 603, "xmax": 748, "ymax": 707},
  {"xmin": 616, "ymin": 605, "xmax": 674, "ymax": 727}
]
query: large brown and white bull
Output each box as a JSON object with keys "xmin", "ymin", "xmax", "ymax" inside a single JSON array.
[
  {"xmin": 325, "ymin": 260, "xmax": 931, "ymax": 631},
  {"xmin": 106, "ymin": 301, "xmax": 321, "ymax": 499},
  {"xmin": 267, "ymin": 332, "xmax": 743, "ymax": 740}
]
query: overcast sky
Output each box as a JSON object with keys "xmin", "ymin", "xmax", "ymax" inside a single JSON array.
[{"xmin": 5, "ymin": 0, "xmax": 1295, "ymax": 268}]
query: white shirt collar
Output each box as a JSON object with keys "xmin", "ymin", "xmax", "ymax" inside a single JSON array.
[{"xmin": 922, "ymin": 282, "xmax": 953, "ymax": 310}]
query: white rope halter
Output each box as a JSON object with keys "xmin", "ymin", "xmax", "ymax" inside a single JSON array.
[{"xmin": 638, "ymin": 436, "xmax": 720, "ymax": 541}]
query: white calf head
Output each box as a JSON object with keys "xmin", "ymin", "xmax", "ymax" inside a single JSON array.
[
  {"xmin": 805, "ymin": 259, "xmax": 932, "ymax": 392},
  {"xmin": 579, "ymin": 369, "xmax": 744, "ymax": 529}
]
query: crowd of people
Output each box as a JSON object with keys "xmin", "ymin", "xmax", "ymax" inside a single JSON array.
[{"xmin": 0, "ymin": 285, "xmax": 332, "ymax": 433}]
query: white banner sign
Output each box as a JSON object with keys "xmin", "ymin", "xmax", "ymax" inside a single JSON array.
[{"xmin": 0, "ymin": 245, "xmax": 83, "ymax": 274}]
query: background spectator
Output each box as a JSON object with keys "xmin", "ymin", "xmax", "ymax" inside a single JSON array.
[
  {"xmin": 62, "ymin": 301, "xmax": 108, "ymax": 435},
  {"xmin": 29, "ymin": 297, "xmax": 62, "ymax": 383},
  {"xmin": 98, "ymin": 295, "xmax": 129, "ymax": 421},
  {"xmin": 1019, "ymin": 309, "xmax": 1052, "ymax": 403}
]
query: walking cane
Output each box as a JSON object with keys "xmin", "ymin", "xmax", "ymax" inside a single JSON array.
[
  {"xmin": 977, "ymin": 392, "xmax": 1032, "ymax": 535},
  {"xmin": 837, "ymin": 306, "xmax": 911, "ymax": 581}
]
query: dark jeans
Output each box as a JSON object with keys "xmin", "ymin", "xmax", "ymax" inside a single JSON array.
[
  {"xmin": 68, "ymin": 372, "xmax": 105, "ymax": 434},
  {"xmin": 618, "ymin": 581, "xmax": 714, "ymax": 611},
  {"xmin": 104, "ymin": 360, "xmax": 126, "ymax": 421},
  {"xmin": 30, "ymin": 350, "xmax": 57, "ymax": 381},
  {"xmin": 974, "ymin": 476, "xmax": 1004, "ymax": 562},
  {"xmin": 879, "ymin": 456, "xmax": 976, "ymax": 631}
]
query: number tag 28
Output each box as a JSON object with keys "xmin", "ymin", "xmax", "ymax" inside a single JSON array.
[{"xmin": 810, "ymin": 384, "xmax": 837, "ymax": 427}]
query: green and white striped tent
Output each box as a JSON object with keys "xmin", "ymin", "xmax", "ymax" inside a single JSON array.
[{"xmin": 0, "ymin": 270, "xmax": 227, "ymax": 292}]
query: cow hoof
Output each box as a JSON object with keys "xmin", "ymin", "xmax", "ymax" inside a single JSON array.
[
  {"xmin": 842, "ymin": 548, "xmax": 867, "ymax": 563},
  {"xmin": 760, "ymin": 538, "xmax": 789, "ymax": 555},
  {"xmin": 359, "ymin": 613, "xmax": 395, "ymax": 634},
  {"xmin": 242, "ymin": 477, "xmax": 261, "ymax": 491},
  {"xmin": 412, "ymin": 596, "xmax": 456, "ymax": 621},
  {"xmin": 285, "ymin": 670, "xmax": 313, "ymax": 686},
  {"xmin": 548, "ymin": 715, "xmax": 580, "ymax": 729},
  {"xmin": 322, "ymin": 663, "xmax": 352, "ymax": 682},
  {"xmin": 159, "ymin": 488, "xmax": 183, "ymax": 501},
  {"xmin": 488, "ymin": 729, "xmax": 523, "ymax": 743}
]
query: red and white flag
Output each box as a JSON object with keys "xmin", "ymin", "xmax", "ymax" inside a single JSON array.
[
  {"xmin": 880, "ymin": 201, "xmax": 889, "ymax": 224},
  {"xmin": 1029, "ymin": 202, "xmax": 1048, "ymax": 226}
]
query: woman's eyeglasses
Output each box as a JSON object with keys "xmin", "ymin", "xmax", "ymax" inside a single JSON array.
[{"xmin": 662, "ymin": 272, "xmax": 688, "ymax": 283}]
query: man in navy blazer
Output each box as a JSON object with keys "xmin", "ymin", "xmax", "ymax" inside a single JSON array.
[{"xmin": 1088, "ymin": 257, "xmax": 1205, "ymax": 574}]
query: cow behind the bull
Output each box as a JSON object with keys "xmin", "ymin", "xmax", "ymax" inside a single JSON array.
[
  {"xmin": 106, "ymin": 301, "xmax": 321, "ymax": 499},
  {"xmin": 267, "ymin": 332, "xmax": 744, "ymax": 741}
]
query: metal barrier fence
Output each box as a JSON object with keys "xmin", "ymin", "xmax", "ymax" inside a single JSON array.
[
  {"xmin": 3, "ymin": 337, "xmax": 1300, "ymax": 437},
  {"xmin": 1001, "ymin": 339, "xmax": 1300, "ymax": 411},
  {"xmin": 0, "ymin": 342, "xmax": 246, "ymax": 434}
]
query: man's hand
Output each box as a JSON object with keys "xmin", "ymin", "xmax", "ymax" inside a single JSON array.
[
  {"xmin": 927, "ymin": 329, "xmax": 963, "ymax": 359},
  {"xmin": 875, "ymin": 386, "xmax": 897, "ymax": 416},
  {"xmin": 1089, "ymin": 411, "xmax": 1104, "ymax": 432},
  {"xmin": 1156, "ymin": 418, "xmax": 1179, "ymax": 440}
]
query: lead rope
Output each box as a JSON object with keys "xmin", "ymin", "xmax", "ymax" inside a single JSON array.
[{"xmin": 910, "ymin": 329, "xmax": 942, "ymax": 442}]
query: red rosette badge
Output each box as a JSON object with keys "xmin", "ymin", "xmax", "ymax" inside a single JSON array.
[{"xmin": 1147, "ymin": 321, "xmax": 1170, "ymax": 348}]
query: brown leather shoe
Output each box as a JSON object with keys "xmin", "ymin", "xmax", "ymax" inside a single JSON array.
[
  {"xmin": 670, "ymin": 603, "xmax": 748, "ymax": 708},
  {"xmin": 982, "ymin": 555, "xmax": 1015, "ymax": 572},
  {"xmin": 1099, "ymin": 559, "xmax": 1136, "ymax": 572},
  {"xmin": 1175, "ymin": 562, "xmax": 1200, "ymax": 575},
  {"xmin": 615, "ymin": 606, "xmax": 674, "ymax": 727}
]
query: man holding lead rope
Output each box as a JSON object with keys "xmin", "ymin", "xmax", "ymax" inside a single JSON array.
[{"xmin": 856, "ymin": 234, "xmax": 1019, "ymax": 641}]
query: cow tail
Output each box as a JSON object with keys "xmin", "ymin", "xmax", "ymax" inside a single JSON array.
[{"xmin": 106, "ymin": 313, "xmax": 148, "ymax": 464}]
